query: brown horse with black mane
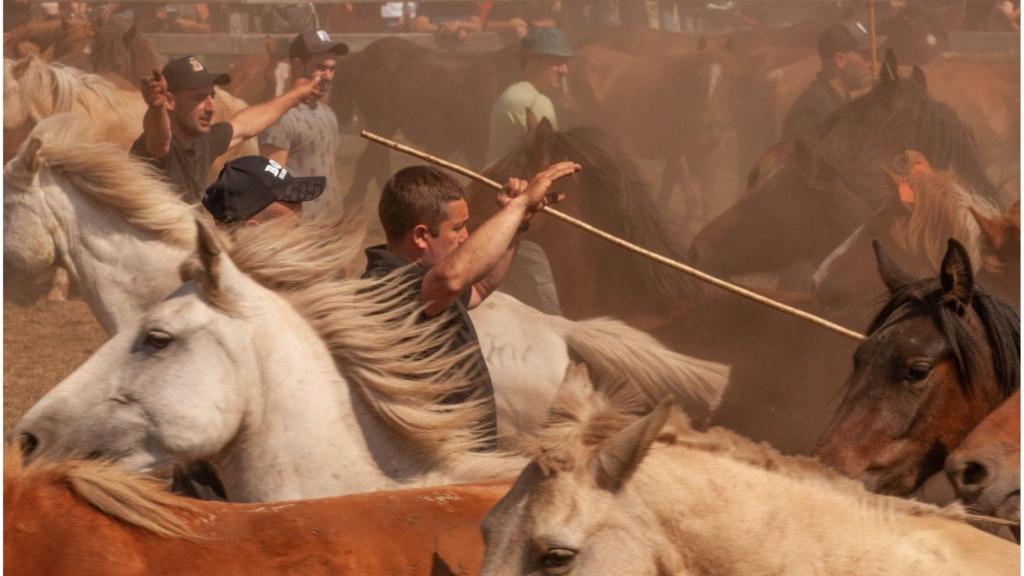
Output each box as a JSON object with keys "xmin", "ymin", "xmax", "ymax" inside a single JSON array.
[
  {"xmin": 330, "ymin": 37, "xmax": 519, "ymax": 209},
  {"xmin": 816, "ymin": 239, "xmax": 1019, "ymax": 496},
  {"xmin": 475, "ymin": 119, "xmax": 693, "ymax": 327},
  {"xmin": 5, "ymin": 449, "xmax": 508, "ymax": 575},
  {"xmin": 689, "ymin": 50, "xmax": 998, "ymax": 284}
]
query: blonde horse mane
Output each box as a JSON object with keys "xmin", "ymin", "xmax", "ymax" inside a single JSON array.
[
  {"xmin": 4, "ymin": 114, "xmax": 198, "ymax": 246},
  {"xmin": 5, "ymin": 448, "xmax": 201, "ymax": 540},
  {"xmin": 891, "ymin": 163, "xmax": 1001, "ymax": 274},
  {"xmin": 179, "ymin": 214, "xmax": 497, "ymax": 466},
  {"xmin": 8, "ymin": 55, "xmax": 120, "ymax": 121},
  {"xmin": 533, "ymin": 367, "xmax": 977, "ymax": 524}
]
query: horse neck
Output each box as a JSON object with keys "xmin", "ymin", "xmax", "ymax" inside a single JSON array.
[
  {"xmin": 207, "ymin": 294, "xmax": 508, "ymax": 501},
  {"xmin": 45, "ymin": 172, "xmax": 191, "ymax": 334},
  {"xmin": 636, "ymin": 443, "xmax": 1004, "ymax": 574}
]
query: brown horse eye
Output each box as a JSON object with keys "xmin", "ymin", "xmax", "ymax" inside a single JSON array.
[
  {"xmin": 541, "ymin": 548, "xmax": 576, "ymax": 573},
  {"xmin": 906, "ymin": 362, "xmax": 931, "ymax": 382}
]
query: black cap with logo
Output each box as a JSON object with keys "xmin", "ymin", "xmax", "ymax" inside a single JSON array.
[
  {"xmin": 162, "ymin": 55, "xmax": 231, "ymax": 92},
  {"xmin": 202, "ymin": 156, "xmax": 326, "ymax": 224},
  {"xmin": 289, "ymin": 29, "xmax": 349, "ymax": 60}
]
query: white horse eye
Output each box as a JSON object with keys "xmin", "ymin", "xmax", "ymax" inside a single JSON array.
[
  {"xmin": 143, "ymin": 330, "xmax": 174, "ymax": 350},
  {"xmin": 540, "ymin": 547, "xmax": 576, "ymax": 574}
]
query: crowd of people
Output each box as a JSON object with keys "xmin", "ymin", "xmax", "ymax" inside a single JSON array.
[{"xmin": 11, "ymin": 1, "xmax": 1022, "ymax": 43}]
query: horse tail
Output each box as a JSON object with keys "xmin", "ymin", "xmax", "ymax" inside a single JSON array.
[{"xmin": 565, "ymin": 318, "xmax": 729, "ymax": 420}]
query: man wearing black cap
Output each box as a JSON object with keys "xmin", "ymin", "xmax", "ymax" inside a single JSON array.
[
  {"xmin": 132, "ymin": 54, "xmax": 326, "ymax": 202},
  {"xmin": 781, "ymin": 21, "xmax": 875, "ymax": 141},
  {"xmin": 202, "ymin": 156, "xmax": 326, "ymax": 227},
  {"xmin": 259, "ymin": 30, "xmax": 347, "ymax": 218}
]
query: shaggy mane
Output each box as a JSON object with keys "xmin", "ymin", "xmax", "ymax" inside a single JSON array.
[
  {"xmin": 4, "ymin": 114, "xmax": 198, "ymax": 246},
  {"xmin": 5, "ymin": 448, "xmax": 201, "ymax": 540},
  {"xmin": 7, "ymin": 55, "xmax": 121, "ymax": 121}
]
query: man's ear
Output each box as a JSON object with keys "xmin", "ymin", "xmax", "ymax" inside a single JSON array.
[
  {"xmin": 411, "ymin": 224, "xmax": 432, "ymax": 251},
  {"xmin": 833, "ymin": 51, "xmax": 846, "ymax": 70}
]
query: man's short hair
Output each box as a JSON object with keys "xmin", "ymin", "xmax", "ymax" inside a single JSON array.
[{"xmin": 379, "ymin": 166, "xmax": 466, "ymax": 242}]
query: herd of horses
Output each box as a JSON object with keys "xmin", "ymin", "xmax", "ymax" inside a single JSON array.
[{"xmin": 3, "ymin": 5, "xmax": 1021, "ymax": 575}]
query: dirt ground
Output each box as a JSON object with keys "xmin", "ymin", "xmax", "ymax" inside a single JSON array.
[{"xmin": 4, "ymin": 300, "xmax": 107, "ymax": 437}]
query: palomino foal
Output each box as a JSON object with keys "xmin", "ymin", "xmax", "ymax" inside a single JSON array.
[{"xmin": 481, "ymin": 367, "xmax": 1020, "ymax": 576}]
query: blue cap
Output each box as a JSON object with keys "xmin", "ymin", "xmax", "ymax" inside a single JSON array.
[{"xmin": 522, "ymin": 28, "xmax": 574, "ymax": 59}]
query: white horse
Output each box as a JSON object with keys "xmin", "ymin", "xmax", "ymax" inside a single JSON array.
[
  {"xmin": 481, "ymin": 366, "xmax": 1020, "ymax": 575},
  {"xmin": 14, "ymin": 212, "xmax": 727, "ymax": 501}
]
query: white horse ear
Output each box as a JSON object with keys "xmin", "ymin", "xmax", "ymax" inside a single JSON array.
[
  {"xmin": 22, "ymin": 137, "xmax": 43, "ymax": 173},
  {"xmin": 192, "ymin": 220, "xmax": 247, "ymax": 312},
  {"xmin": 589, "ymin": 399, "xmax": 673, "ymax": 492}
]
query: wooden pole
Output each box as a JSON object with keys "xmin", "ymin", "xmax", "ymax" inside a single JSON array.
[
  {"xmin": 868, "ymin": 0, "xmax": 878, "ymax": 74},
  {"xmin": 360, "ymin": 130, "xmax": 867, "ymax": 343}
]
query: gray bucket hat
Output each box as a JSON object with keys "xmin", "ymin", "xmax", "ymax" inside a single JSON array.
[{"xmin": 522, "ymin": 27, "xmax": 574, "ymax": 59}]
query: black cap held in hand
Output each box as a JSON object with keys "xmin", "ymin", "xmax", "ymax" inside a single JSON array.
[{"xmin": 202, "ymin": 156, "xmax": 326, "ymax": 224}]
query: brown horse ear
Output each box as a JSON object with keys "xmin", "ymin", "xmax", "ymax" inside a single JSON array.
[
  {"xmin": 873, "ymin": 240, "xmax": 915, "ymax": 292},
  {"xmin": 940, "ymin": 238, "xmax": 974, "ymax": 311},
  {"xmin": 530, "ymin": 116, "xmax": 556, "ymax": 160},
  {"xmin": 589, "ymin": 399, "xmax": 673, "ymax": 492},
  {"xmin": 910, "ymin": 66, "xmax": 927, "ymax": 91},
  {"xmin": 880, "ymin": 49, "xmax": 899, "ymax": 83},
  {"xmin": 123, "ymin": 24, "xmax": 138, "ymax": 48},
  {"xmin": 22, "ymin": 137, "xmax": 43, "ymax": 174},
  {"xmin": 969, "ymin": 207, "xmax": 1008, "ymax": 250}
]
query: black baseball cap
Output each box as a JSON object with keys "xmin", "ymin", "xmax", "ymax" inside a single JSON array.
[
  {"xmin": 818, "ymin": 21, "xmax": 875, "ymax": 60},
  {"xmin": 202, "ymin": 156, "xmax": 326, "ymax": 224},
  {"xmin": 162, "ymin": 55, "xmax": 231, "ymax": 92},
  {"xmin": 289, "ymin": 29, "xmax": 349, "ymax": 60}
]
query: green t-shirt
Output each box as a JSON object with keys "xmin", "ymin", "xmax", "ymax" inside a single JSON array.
[{"xmin": 486, "ymin": 80, "xmax": 558, "ymax": 165}]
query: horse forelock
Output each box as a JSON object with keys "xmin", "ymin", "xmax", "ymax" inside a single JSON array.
[
  {"xmin": 866, "ymin": 279, "xmax": 1020, "ymax": 399},
  {"xmin": 4, "ymin": 448, "xmax": 202, "ymax": 540}
]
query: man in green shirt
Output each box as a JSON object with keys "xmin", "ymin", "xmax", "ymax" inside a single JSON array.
[{"xmin": 486, "ymin": 27, "xmax": 573, "ymax": 165}]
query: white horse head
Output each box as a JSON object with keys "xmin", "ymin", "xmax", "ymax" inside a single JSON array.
[{"xmin": 3, "ymin": 114, "xmax": 196, "ymax": 331}]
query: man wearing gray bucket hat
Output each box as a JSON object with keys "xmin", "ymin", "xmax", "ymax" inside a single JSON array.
[
  {"xmin": 485, "ymin": 27, "xmax": 574, "ymax": 316},
  {"xmin": 486, "ymin": 27, "xmax": 573, "ymax": 165}
]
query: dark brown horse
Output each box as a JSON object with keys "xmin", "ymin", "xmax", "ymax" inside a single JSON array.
[
  {"xmin": 564, "ymin": 43, "xmax": 737, "ymax": 224},
  {"xmin": 689, "ymin": 50, "xmax": 998, "ymax": 282},
  {"xmin": 330, "ymin": 37, "xmax": 519, "ymax": 209},
  {"xmin": 88, "ymin": 21, "xmax": 162, "ymax": 85},
  {"xmin": 473, "ymin": 119, "xmax": 693, "ymax": 327},
  {"xmin": 816, "ymin": 239, "xmax": 1019, "ymax": 496}
]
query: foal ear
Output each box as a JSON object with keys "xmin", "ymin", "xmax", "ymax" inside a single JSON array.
[
  {"xmin": 940, "ymin": 238, "xmax": 974, "ymax": 311},
  {"xmin": 873, "ymin": 240, "xmax": 915, "ymax": 292},
  {"xmin": 590, "ymin": 399, "xmax": 673, "ymax": 492},
  {"xmin": 880, "ymin": 49, "xmax": 899, "ymax": 84},
  {"xmin": 22, "ymin": 137, "xmax": 43, "ymax": 174}
]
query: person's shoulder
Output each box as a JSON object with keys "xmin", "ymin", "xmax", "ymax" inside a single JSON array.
[{"xmin": 497, "ymin": 81, "xmax": 539, "ymax": 107}]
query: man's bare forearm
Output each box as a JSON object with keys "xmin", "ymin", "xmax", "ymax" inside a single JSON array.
[
  {"xmin": 228, "ymin": 90, "xmax": 303, "ymax": 145},
  {"xmin": 422, "ymin": 197, "xmax": 528, "ymax": 315},
  {"xmin": 142, "ymin": 104, "xmax": 171, "ymax": 158}
]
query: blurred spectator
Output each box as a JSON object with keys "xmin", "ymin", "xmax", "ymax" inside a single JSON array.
[
  {"xmin": 144, "ymin": 4, "xmax": 213, "ymax": 33},
  {"xmin": 482, "ymin": 0, "xmax": 559, "ymax": 41},
  {"xmin": 381, "ymin": 1, "xmax": 415, "ymax": 30},
  {"xmin": 660, "ymin": 0, "xmax": 701, "ymax": 31},
  {"xmin": 261, "ymin": 2, "xmax": 320, "ymax": 33},
  {"xmin": 989, "ymin": 0, "xmax": 1020, "ymax": 30},
  {"xmin": 411, "ymin": 1, "xmax": 482, "ymax": 43}
]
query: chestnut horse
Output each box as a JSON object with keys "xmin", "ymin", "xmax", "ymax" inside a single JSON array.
[
  {"xmin": 329, "ymin": 36, "xmax": 519, "ymax": 208},
  {"xmin": 225, "ymin": 37, "xmax": 289, "ymax": 106},
  {"xmin": 4, "ymin": 450, "xmax": 508, "ymax": 575},
  {"xmin": 816, "ymin": 239, "xmax": 1019, "ymax": 496},
  {"xmin": 689, "ymin": 51, "xmax": 999, "ymax": 284},
  {"xmin": 946, "ymin": 391, "xmax": 1020, "ymax": 541},
  {"xmin": 88, "ymin": 21, "xmax": 163, "ymax": 85},
  {"xmin": 474, "ymin": 119, "xmax": 694, "ymax": 327}
]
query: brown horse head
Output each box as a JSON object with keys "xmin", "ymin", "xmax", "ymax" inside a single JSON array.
[
  {"xmin": 89, "ymin": 21, "xmax": 161, "ymax": 84},
  {"xmin": 816, "ymin": 239, "xmax": 1019, "ymax": 496},
  {"xmin": 689, "ymin": 50, "xmax": 996, "ymax": 281},
  {"xmin": 945, "ymin": 390, "xmax": 1020, "ymax": 538}
]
